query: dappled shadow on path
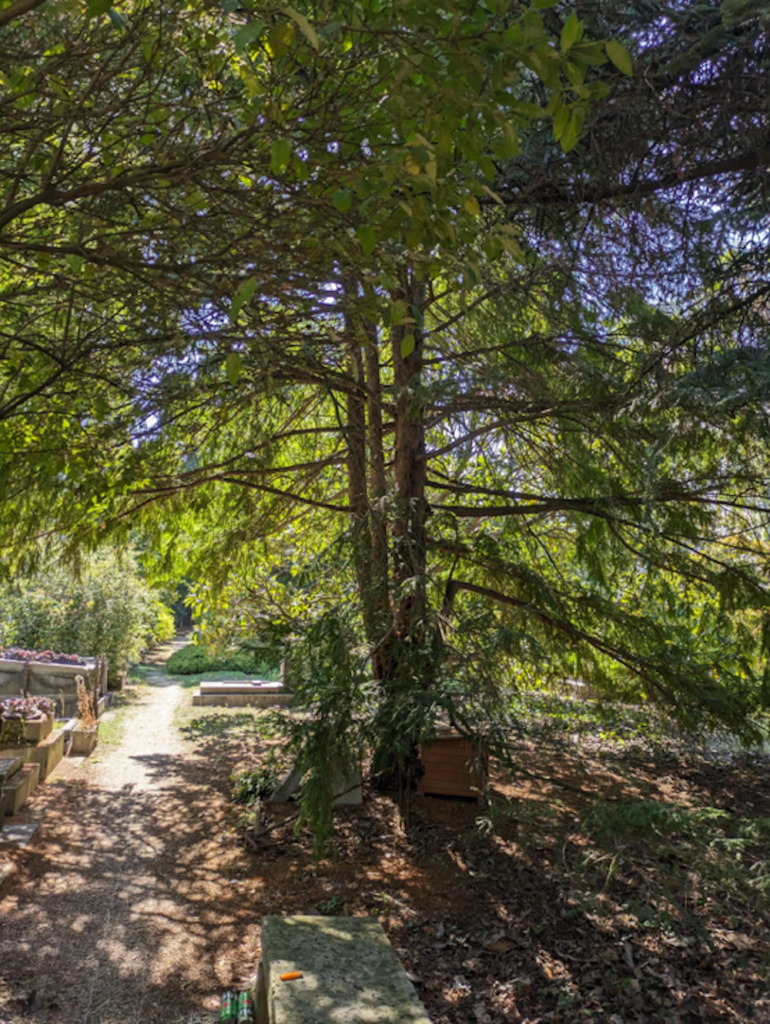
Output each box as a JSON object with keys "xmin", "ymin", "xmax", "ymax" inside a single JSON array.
[
  {"xmin": 0, "ymin": 724, "xmax": 259, "ymax": 1024},
  {"xmin": 2, "ymin": 700, "xmax": 769, "ymax": 1024}
]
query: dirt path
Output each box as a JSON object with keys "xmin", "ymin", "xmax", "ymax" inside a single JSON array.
[{"xmin": 0, "ymin": 655, "xmax": 261, "ymax": 1024}]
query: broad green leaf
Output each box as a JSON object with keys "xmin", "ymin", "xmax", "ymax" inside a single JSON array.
[
  {"xmin": 332, "ymin": 189, "xmax": 353, "ymax": 212},
  {"xmin": 479, "ymin": 155, "xmax": 496, "ymax": 179},
  {"xmin": 270, "ymin": 139, "xmax": 291, "ymax": 175},
  {"xmin": 552, "ymin": 105, "xmax": 570, "ymax": 141},
  {"xmin": 356, "ymin": 225, "xmax": 377, "ymax": 256},
  {"xmin": 234, "ymin": 21, "xmax": 265, "ymax": 55},
  {"xmin": 400, "ymin": 333, "xmax": 416, "ymax": 358},
  {"xmin": 390, "ymin": 300, "xmax": 408, "ymax": 325},
  {"xmin": 464, "ymin": 196, "xmax": 481, "ymax": 217},
  {"xmin": 532, "ymin": 0, "xmax": 561, "ymax": 7},
  {"xmin": 228, "ymin": 277, "xmax": 257, "ymax": 323},
  {"xmin": 570, "ymin": 42, "xmax": 608, "ymax": 66},
  {"xmin": 87, "ymin": 0, "xmax": 113, "ymax": 16},
  {"xmin": 565, "ymin": 59, "xmax": 586, "ymax": 88},
  {"xmin": 484, "ymin": 235, "xmax": 504, "ymax": 261},
  {"xmin": 605, "ymin": 40, "xmax": 633, "ymax": 76},
  {"xmin": 225, "ymin": 352, "xmax": 242, "ymax": 386},
  {"xmin": 587, "ymin": 80, "xmax": 612, "ymax": 99},
  {"xmin": 561, "ymin": 13, "xmax": 583, "ymax": 51},
  {"xmin": 560, "ymin": 112, "xmax": 581, "ymax": 152},
  {"xmin": 285, "ymin": 7, "xmax": 320, "ymax": 50},
  {"xmin": 267, "ymin": 22, "xmax": 295, "ymax": 59},
  {"xmin": 107, "ymin": 8, "xmax": 127, "ymax": 30}
]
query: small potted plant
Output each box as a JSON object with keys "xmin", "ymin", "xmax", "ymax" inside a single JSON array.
[{"xmin": 70, "ymin": 677, "xmax": 99, "ymax": 756}]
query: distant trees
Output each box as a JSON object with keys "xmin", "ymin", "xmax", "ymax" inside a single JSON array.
[{"xmin": 0, "ymin": 549, "xmax": 175, "ymax": 681}]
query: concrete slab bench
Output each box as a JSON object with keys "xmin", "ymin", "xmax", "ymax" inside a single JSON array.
[
  {"xmin": 199, "ymin": 681, "xmax": 284, "ymax": 694},
  {"xmin": 255, "ymin": 915, "xmax": 431, "ymax": 1024},
  {"xmin": 192, "ymin": 680, "xmax": 293, "ymax": 707}
]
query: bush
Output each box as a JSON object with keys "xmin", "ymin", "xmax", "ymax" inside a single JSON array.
[
  {"xmin": 0, "ymin": 549, "xmax": 175, "ymax": 684},
  {"xmin": 166, "ymin": 643, "xmax": 279, "ymax": 678},
  {"xmin": 231, "ymin": 764, "xmax": 280, "ymax": 805}
]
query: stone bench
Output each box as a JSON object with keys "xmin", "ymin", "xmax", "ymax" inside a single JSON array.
[
  {"xmin": 192, "ymin": 680, "xmax": 292, "ymax": 707},
  {"xmin": 255, "ymin": 915, "xmax": 431, "ymax": 1024}
]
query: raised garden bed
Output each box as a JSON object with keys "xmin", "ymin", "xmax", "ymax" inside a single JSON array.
[
  {"xmin": 192, "ymin": 679, "xmax": 293, "ymax": 707},
  {"xmin": 0, "ymin": 653, "xmax": 108, "ymax": 718},
  {"xmin": 0, "ymin": 730, "xmax": 64, "ymax": 781},
  {"xmin": 0, "ymin": 696, "xmax": 56, "ymax": 748}
]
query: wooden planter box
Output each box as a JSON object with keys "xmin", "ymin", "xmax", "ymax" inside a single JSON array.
[{"xmin": 418, "ymin": 730, "xmax": 488, "ymax": 799}]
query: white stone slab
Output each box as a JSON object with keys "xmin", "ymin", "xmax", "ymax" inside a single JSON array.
[{"xmin": 199, "ymin": 680, "xmax": 284, "ymax": 694}]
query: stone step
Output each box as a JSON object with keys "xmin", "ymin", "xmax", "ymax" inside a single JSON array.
[
  {"xmin": 192, "ymin": 691, "xmax": 293, "ymax": 708},
  {"xmin": 0, "ymin": 757, "xmax": 22, "ymax": 784},
  {"xmin": 1, "ymin": 761, "xmax": 40, "ymax": 815}
]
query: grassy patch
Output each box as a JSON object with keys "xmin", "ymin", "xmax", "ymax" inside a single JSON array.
[
  {"xmin": 174, "ymin": 699, "xmax": 281, "ymax": 737},
  {"xmin": 574, "ymin": 798, "xmax": 770, "ymax": 925},
  {"xmin": 98, "ymin": 678, "xmax": 149, "ymax": 745}
]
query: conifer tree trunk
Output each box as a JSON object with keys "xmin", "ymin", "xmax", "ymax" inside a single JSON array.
[{"xmin": 385, "ymin": 271, "xmax": 431, "ymax": 688}]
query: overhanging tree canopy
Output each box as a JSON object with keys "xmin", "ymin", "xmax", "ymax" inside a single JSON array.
[{"xmin": 2, "ymin": 0, "xmax": 770, "ymax": 811}]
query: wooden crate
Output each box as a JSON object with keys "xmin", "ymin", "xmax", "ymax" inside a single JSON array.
[{"xmin": 418, "ymin": 732, "xmax": 488, "ymax": 798}]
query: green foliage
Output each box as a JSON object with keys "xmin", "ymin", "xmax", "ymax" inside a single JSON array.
[
  {"xmin": 1, "ymin": 0, "xmax": 770, "ymax": 852},
  {"xmin": 316, "ymin": 894, "xmax": 345, "ymax": 916},
  {"xmin": 581, "ymin": 799, "xmax": 770, "ymax": 901},
  {"xmin": 153, "ymin": 603, "xmax": 176, "ymax": 646},
  {"xmin": 231, "ymin": 760, "xmax": 281, "ymax": 805},
  {"xmin": 0, "ymin": 550, "xmax": 174, "ymax": 683},
  {"xmin": 281, "ymin": 610, "xmax": 370, "ymax": 855},
  {"xmin": 165, "ymin": 644, "xmax": 279, "ymax": 678}
]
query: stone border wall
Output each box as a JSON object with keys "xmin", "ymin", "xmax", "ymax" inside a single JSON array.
[{"xmin": 0, "ymin": 657, "xmax": 108, "ymax": 718}]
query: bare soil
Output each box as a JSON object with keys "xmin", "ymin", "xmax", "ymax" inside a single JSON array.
[{"xmin": 1, "ymin": 660, "xmax": 769, "ymax": 1024}]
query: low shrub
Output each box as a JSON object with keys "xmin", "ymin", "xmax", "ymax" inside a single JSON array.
[
  {"xmin": 166, "ymin": 643, "xmax": 279, "ymax": 678},
  {"xmin": 231, "ymin": 764, "xmax": 280, "ymax": 805}
]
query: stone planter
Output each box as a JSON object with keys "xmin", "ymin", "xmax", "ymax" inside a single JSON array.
[
  {"xmin": 22, "ymin": 714, "xmax": 53, "ymax": 744},
  {"xmin": 1, "ymin": 730, "xmax": 65, "ymax": 781},
  {"xmin": 69, "ymin": 723, "xmax": 99, "ymax": 757},
  {"xmin": 0, "ymin": 656, "xmax": 108, "ymax": 717},
  {"xmin": 1, "ymin": 712, "xmax": 53, "ymax": 748}
]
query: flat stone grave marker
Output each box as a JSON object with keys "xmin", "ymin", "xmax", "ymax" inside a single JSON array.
[
  {"xmin": 256, "ymin": 915, "xmax": 431, "ymax": 1024},
  {"xmin": 199, "ymin": 681, "xmax": 284, "ymax": 695}
]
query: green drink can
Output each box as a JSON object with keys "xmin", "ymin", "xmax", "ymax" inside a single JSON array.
[
  {"xmin": 237, "ymin": 991, "xmax": 255, "ymax": 1023},
  {"xmin": 219, "ymin": 991, "xmax": 236, "ymax": 1023}
]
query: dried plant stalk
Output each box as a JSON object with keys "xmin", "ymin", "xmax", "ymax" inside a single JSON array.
[{"xmin": 76, "ymin": 675, "xmax": 97, "ymax": 729}]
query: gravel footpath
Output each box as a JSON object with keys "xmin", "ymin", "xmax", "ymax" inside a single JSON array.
[{"xmin": 0, "ymin": 650, "xmax": 259, "ymax": 1024}]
